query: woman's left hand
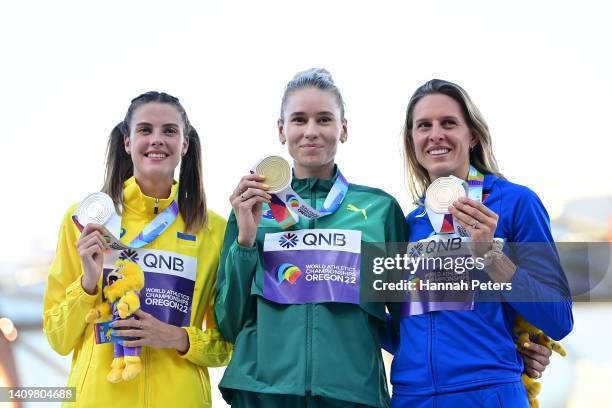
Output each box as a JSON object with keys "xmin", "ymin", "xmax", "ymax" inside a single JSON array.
[
  {"xmin": 112, "ymin": 309, "xmax": 189, "ymax": 353},
  {"xmin": 449, "ymin": 197, "xmax": 499, "ymax": 258},
  {"xmin": 517, "ymin": 341, "xmax": 552, "ymax": 379}
]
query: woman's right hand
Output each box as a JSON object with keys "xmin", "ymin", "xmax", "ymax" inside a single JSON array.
[
  {"xmin": 77, "ymin": 223, "xmax": 109, "ymax": 295},
  {"xmin": 230, "ymin": 174, "xmax": 271, "ymax": 247}
]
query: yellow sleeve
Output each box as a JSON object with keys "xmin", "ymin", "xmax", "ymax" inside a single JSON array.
[
  {"xmin": 180, "ymin": 309, "xmax": 232, "ymax": 367},
  {"xmin": 179, "ymin": 211, "xmax": 232, "ymax": 367},
  {"xmin": 43, "ymin": 205, "xmax": 99, "ymax": 356}
]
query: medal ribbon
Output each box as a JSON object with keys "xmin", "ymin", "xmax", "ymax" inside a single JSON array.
[
  {"xmin": 128, "ymin": 199, "xmax": 179, "ymax": 248},
  {"xmin": 268, "ymin": 171, "xmax": 349, "ymax": 229}
]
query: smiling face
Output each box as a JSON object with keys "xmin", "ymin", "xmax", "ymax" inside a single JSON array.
[
  {"xmin": 411, "ymin": 93, "xmax": 477, "ymax": 181},
  {"xmin": 278, "ymin": 87, "xmax": 347, "ymax": 179},
  {"xmin": 124, "ymin": 102, "xmax": 188, "ymax": 185}
]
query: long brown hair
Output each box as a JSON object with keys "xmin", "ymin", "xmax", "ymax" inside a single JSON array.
[
  {"xmin": 102, "ymin": 91, "xmax": 207, "ymax": 232},
  {"xmin": 403, "ymin": 79, "xmax": 504, "ymax": 204}
]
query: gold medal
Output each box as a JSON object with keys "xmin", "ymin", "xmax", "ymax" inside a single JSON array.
[{"xmin": 254, "ymin": 155, "xmax": 292, "ymax": 193}]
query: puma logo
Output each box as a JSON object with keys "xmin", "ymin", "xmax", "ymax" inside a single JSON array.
[{"xmin": 347, "ymin": 204, "xmax": 372, "ymax": 220}]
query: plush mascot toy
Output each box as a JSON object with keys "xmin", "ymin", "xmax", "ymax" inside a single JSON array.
[
  {"xmin": 85, "ymin": 260, "xmax": 145, "ymax": 383},
  {"xmin": 515, "ymin": 315, "xmax": 567, "ymax": 408}
]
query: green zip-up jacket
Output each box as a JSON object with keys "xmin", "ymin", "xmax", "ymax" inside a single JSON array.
[{"xmin": 214, "ymin": 169, "xmax": 407, "ymax": 407}]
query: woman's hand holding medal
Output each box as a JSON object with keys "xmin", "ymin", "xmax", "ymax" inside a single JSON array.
[
  {"xmin": 231, "ymin": 174, "xmax": 272, "ymax": 248},
  {"xmin": 77, "ymin": 223, "xmax": 110, "ymax": 295},
  {"xmin": 448, "ymin": 196, "xmax": 499, "ymax": 258},
  {"xmin": 449, "ymin": 197, "xmax": 516, "ymax": 283}
]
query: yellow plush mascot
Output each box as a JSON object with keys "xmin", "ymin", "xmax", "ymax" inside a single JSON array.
[
  {"xmin": 85, "ymin": 260, "xmax": 145, "ymax": 383},
  {"xmin": 515, "ymin": 315, "xmax": 567, "ymax": 408}
]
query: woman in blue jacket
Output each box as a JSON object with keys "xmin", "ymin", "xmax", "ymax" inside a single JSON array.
[{"xmin": 390, "ymin": 79, "xmax": 573, "ymax": 407}]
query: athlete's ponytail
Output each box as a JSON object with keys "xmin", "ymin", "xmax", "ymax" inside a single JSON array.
[
  {"xmin": 102, "ymin": 123, "xmax": 133, "ymax": 213},
  {"xmin": 178, "ymin": 127, "xmax": 207, "ymax": 232}
]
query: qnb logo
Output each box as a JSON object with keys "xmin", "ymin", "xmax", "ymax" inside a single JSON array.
[
  {"xmin": 285, "ymin": 194, "xmax": 300, "ymax": 209},
  {"xmin": 303, "ymin": 232, "xmax": 346, "ymax": 247},
  {"xmin": 279, "ymin": 232, "xmax": 299, "ymax": 248},
  {"xmin": 277, "ymin": 263, "xmax": 302, "ymax": 284},
  {"xmin": 119, "ymin": 248, "xmax": 139, "ymax": 262},
  {"xmin": 408, "ymin": 242, "xmax": 424, "ymax": 258}
]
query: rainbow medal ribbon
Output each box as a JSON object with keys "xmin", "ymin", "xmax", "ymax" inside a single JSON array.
[
  {"xmin": 128, "ymin": 199, "xmax": 178, "ymax": 248},
  {"xmin": 425, "ymin": 165, "xmax": 484, "ymax": 236},
  {"xmin": 253, "ymin": 156, "xmax": 349, "ymax": 229},
  {"xmin": 73, "ymin": 191, "xmax": 179, "ymax": 250}
]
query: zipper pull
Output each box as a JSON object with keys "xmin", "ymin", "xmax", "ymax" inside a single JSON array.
[{"xmin": 154, "ymin": 198, "xmax": 159, "ymax": 214}]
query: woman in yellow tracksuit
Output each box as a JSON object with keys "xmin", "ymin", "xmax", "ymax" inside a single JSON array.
[{"xmin": 43, "ymin": 91, "xmax": 231, "ymax": 407}]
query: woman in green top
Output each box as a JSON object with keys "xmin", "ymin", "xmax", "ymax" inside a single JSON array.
[
  {"xmin": 214, "ymin": 68, "xmax": 551, "ymax": 408},
  {"xmin": 214, "ymin": 68, "xmax": 407, "ymax": 407}
]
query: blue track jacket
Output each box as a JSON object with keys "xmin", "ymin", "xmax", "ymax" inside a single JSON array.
[{"xmin": 389, "ymin": 174, "xmax": 573, "ymax": 397}]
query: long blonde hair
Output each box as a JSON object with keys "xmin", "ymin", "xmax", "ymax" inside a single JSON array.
[{"xmin": 403, "ymin": 79, "xmax": 504, "ymax": 204}]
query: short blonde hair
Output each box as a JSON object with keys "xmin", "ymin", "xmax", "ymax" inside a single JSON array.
[{"xmin": 279, "ymin": 68, "xmax": 345, "ymax": 121}]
